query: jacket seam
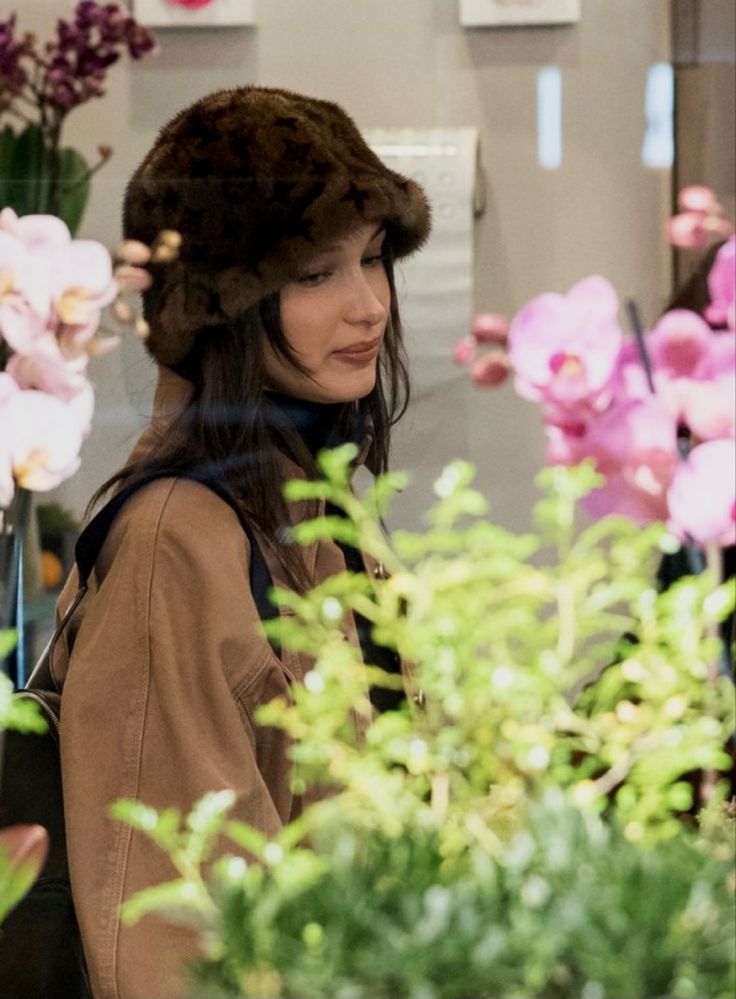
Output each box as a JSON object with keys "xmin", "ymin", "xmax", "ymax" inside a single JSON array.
[
  {"xmin": 108, "ymin": 477, "xmax": 178, "ymax": 999},
  {"xmin": 231, "ymin": 642, "xmax": 284, "ymax": 703}
]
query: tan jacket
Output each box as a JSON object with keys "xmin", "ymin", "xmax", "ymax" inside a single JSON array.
[{"xmin": 54, "ymin": 368, "xmax": 410, "ymax": 999}]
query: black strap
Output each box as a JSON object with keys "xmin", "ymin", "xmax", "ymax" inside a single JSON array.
[
  {"xmin": 28, "ymin": 472, "xmax": 279, "ymax": 693},
  {"xmin": 74, "ymin": 470, "xmax": 277, "ymax": 628}
]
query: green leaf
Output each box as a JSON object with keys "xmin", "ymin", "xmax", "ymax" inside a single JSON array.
[
  {"xmin": 224, "ymin": 820, "xmax": 269, "ymax": 858},
  {"xmin": 120, "ymin": 878, "xmax": 210, "ymax": 928},
  {"xmin": 316, "ymin": 443, "xmax": 358, "ymax": 486},
  {"xmin": 184, "ymin": 789, "xmax": 235, "ymax": 865},
  {"xmin": 365, "ymin": 471, "xmax": 410, "ymax": 518},
  {"xmin": 0, "ymin": 124, "xmax": 19, "ymax": 210},
  {"xmin": 291, "ymin": 515, "xmax": 360, "ymax": 547},
  {"xmin": 57, "ymin": 146, "xmax": 90, "ymax": 235},
  {"xmin": 0, "ymin": 825, "xmax": 48, "ymax": 923},
  {"xmin": 0, "ymin": 854, "xmax": 43, "ymax": 924},
  {"xmin": 283, "ymin": 479, "xmax": 333, "ymax": 502},
  {"xmin": 0, "ymin": 630, "xmax": 17, "ymax": 660},
  {"xmin": 109, "ymin": 800, "xmax": 183, "ymax": 853},
  {"xmin": 6, "ymin": 124, "xmax": 47, "ymax": 216},
  {"xmin": 0, "ymin": 675, "xmax": 47, "ymax": 734}
]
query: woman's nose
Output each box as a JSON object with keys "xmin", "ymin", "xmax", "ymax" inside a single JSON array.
[{"xmin": 345, "ymin": 270, "xmax": 388, "ymax": 328}]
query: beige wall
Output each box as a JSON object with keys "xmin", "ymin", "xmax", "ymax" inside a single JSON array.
[
  {"xmin": 672, "ymin": 0, "xmax": 736, "ymax": 287},
  {"xmin": 16, "ymin": 0, "xmax": 675, "ymax": 531}
]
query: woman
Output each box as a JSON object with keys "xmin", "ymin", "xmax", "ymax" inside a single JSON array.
[{"xmin": 53, "ymin": 86, "xmax": 431, "ymax": 998}]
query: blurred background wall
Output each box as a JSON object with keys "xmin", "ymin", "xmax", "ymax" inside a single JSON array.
[{"xmin": 16, "ymin": 0, "xmax": 695, "ymax": 532}]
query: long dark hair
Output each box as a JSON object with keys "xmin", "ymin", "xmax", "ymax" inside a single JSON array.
[{"xmin": 89, "ymin": 243, "xmax": 409, "ymax": 590}]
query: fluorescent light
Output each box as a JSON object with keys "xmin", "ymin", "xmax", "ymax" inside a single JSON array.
[{"xmin": 537, "ymin": 66, "xmax": 562, "ymax": 170}]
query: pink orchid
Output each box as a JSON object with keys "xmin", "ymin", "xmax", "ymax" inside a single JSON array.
[
  {"xmin": 705, "ymin": 236, "xmax": 735, "ymax": 332},
  {"xmin": 611, "ymin": 311, "xmax": 735, "ymax": 441},
  {"xmin": 576, "ymin": 397, "xmax": 679, "ymax": 525},
  {"xmin": 0, "ymin": 389, "xmax": 84, "ymax": 500},
  {"xmin": 667, "ymin": 440, "xmax": 736, "ymax": 547},
  {"xmin": 677, "ymin": 375, "xmax": 735, "ymax": 442},
  {"xmin": 646, "ymin": 310, "xmax": 720, "ymax": 379},
  {"xmin": 582, "ymin": 471, "xmax": 672, "ymax": 526},
  {"xmin": 508, "ymin": 276, "xmax": 622, "ymax": 411}
]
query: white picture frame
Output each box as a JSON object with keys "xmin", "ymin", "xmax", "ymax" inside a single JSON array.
[
  {"xmin": 134, "ymin": 0, "xmax": 255, "ymax": 29},
  {"xmin": 459, "ymin": 0, "xmax": 581, "ymax": 27}
]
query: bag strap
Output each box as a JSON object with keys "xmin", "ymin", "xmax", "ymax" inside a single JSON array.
[{"xmin": 28, "ymin": 470, "xmax": 278, "ymax": 692}]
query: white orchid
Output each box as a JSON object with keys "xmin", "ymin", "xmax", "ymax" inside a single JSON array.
[{"xmin": 0, "ymin": 209, "xmax": 121, "ymax": 505}]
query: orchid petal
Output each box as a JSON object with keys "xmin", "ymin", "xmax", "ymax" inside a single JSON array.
[
  {"xmin": 4, "ymin": 390, "xmax": 84, "ymax": 493},
  {"xmin": 13, "ymin": 214, "xmax": 71, "ymax": 251},
  {"xmin": 706, "ymin": 236, "xmax": 735, "ymax": 332},
  {"xmin": 668, "ymin": 440, "xmax": 736, "ymax": 547}
]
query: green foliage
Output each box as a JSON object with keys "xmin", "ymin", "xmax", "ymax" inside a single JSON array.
[
  {"xmin": 0, "ymin": 124, "xmax": 90, "ymax": 232},
  {"xmin": 0, "ymin": 634, "xmax": 48, "ymax": 928},
  {"xmin": 113, "ymin": 458, "xmax": 736, "ymax": 997},
  {"xmin": 36, "ymin": 502, "xmax": 80, "ymax": 536},
  {"xmin": 0, "ymin": 641, "xmax": 47, "ymax": 735},
  {"xmin": 0, "ymin": 826, "xmax": 48, "ymax": 925}
]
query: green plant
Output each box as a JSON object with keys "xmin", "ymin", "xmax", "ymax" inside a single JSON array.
[
  {"xmin": 0, "ymin": 633, "xmax": 48, "ymax": 926},
  {"xmin": 0, "ymin": 3, "xmax": 156, "ymax": 230},
  {"xmin": 112, "ymin": 453, "xmax": 735, "ymax": 998}
]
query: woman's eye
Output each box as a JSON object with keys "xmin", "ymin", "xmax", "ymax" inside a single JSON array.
[
  {"xmin": 363, "ymin": 254, "xmax": 384, "ymax": 267},
  {"xmin": 298, "ymin": 270, "xmax": 330, "ymax": 285}
]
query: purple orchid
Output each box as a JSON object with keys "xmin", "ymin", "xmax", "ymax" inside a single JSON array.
[
  {"xmin": 2, "ymin": 3, "xmax": 158, "ymax": 113},
  {"xmin": 0, "ymin": 14, "xmax": 28, "ymax": 95}
]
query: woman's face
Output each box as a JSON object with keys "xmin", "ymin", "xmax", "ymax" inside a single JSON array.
[{"xmin": 265, "ymin": 222, "xmax": 390, "ymax": 403}]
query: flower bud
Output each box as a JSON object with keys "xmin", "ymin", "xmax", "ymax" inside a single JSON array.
[
  {"xmin": 115, "ymin": 239, "xmax": 151, "ymax": 265},
  {"xmin": 112, "ymin": 299, "xmax": 134, "ymax": 324},
  {"xmin": 157, "ymin": 229, "xmax": 182, "ymax": 250},
  {"xmin": 151, "ymin": 244, "xmax": 178, "ymax": 264},
  {"xmin": 453, "ymin": 336, "xmax": 476, "ymax": 366},
  {"xmin": 87, "ymin": 335, "xmax": 121, "ymax": 357},
  {"xmin": 666, "ymin": 212, "xmax": 710, "ymax": 250},
  {"xmin": 472, "ymin": 312, "xmax": 510, "ymax": 345},
  {"xmin": 677, "ymin": 185, "xmax": 719, "ymax": 215},
  {"xmin": 470, "ymin": 351, "xmax": 511, "ymax": 388},
  {"xmin": 114, "ymin": 264, "xmax": 152, "ymax": 292}
]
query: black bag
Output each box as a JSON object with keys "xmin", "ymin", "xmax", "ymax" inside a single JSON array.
[{"xmin": 0, "ymin": 472, "xmax": 275, "ymax": 999}]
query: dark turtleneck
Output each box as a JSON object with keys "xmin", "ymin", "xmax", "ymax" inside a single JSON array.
[{"xmin": 265, "ymin": 391, "xmax": 405, "ymax": 713}]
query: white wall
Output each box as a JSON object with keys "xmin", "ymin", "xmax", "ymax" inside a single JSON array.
[{"xmin": 14, "ymin": 0, "xmax": 674, "ymax": 532}]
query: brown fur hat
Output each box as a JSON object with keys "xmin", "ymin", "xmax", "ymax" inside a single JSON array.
[{"xmin": 123, "ymin": 86, "xmax": 432, "ymax": 367}]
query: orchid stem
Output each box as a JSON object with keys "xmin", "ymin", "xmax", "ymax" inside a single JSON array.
[{"xmin": 626, "ymin": 299, "xmax": 656, "ymax": 394}]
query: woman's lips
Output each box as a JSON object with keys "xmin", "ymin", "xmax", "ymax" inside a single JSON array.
[{"xmin": 332, "ymin": 339, "xmax": 382, "ymax": 363}]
